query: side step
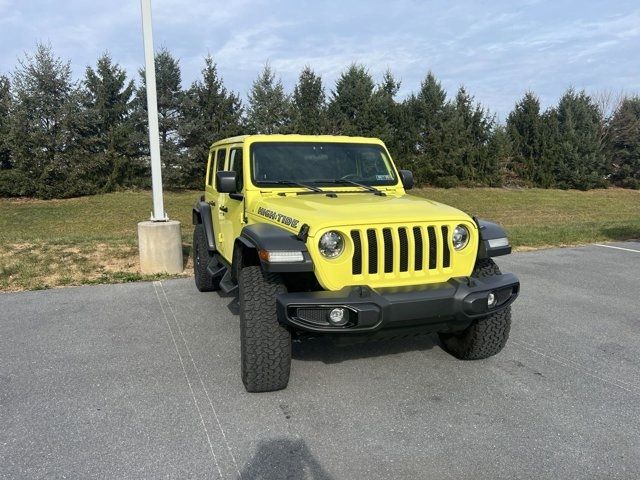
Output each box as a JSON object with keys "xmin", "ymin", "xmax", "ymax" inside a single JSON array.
[
  {"xmin": 206, "ymin": 259, "xmax": 226, "ymax": 278},
  {"xmin": 219, "ymin": 270, "xmax": 238, "ymax": 295}
]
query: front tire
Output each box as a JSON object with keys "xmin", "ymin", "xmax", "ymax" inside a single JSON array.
[
  {"xmin": 192, "ymin": 224, "xmax": 220, "ymax": 292},
  {"xmin": 439, "ymin": 258, "xmax": 511, "ymax": 360},
  {"xmin": 239, "ymin": 265, "xmax": 291, "ymax": 392}
]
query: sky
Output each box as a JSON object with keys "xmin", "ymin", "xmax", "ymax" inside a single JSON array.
[{"xmin": 0, "ymin": 0, "xmax": 638, "ymax": 120}]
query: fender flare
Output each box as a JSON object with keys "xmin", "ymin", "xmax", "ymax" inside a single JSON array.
[
  {"xmin": 475, "ymin": 218, "xmax": 512, "ymax": 258},
  {"xmin": 193, "ymin": 201, "xmax": 216, "ymax": 251},
  {"xmin": 239, "ymin": 223, "xmax": 313, "ymax": 273}
]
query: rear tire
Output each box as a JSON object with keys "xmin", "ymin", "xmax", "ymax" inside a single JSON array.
[
  {"xmin": 239, "ymin": 265, "xmax": 291, "ymax": 392},
  {"xmin": 439, "ymin": 258, "xmax": 511, "ymax": 360},
  {"xmin": 193, "ymin": 224, "xmax": 220, "ymax": 292}
]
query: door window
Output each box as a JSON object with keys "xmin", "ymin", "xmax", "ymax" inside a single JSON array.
[
  {"xmin": 206, "ymin": 150, "xmax": 216, "ymax": 186},
  {"xmin": 215, "ymin": 148, "xmax": 227, "ymax": 190},
  {"xmin": 229, "ymin": 148, "xmax": 244, "ymax": 193}
]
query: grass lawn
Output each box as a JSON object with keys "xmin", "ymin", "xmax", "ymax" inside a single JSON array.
[{"xmin": 1, "ymin": 188, "xmax": 639, "ymax": 291}]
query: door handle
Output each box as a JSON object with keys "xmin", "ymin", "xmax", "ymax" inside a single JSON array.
[
  {"xmin": 219, "ymin": 206, "xmax": 228, "ymax": 213},
  {"xmin": 208, "ymin": 201, "xmax": 215, "ymax": 206}
]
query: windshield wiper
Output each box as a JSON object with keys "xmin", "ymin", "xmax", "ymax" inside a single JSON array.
[
  {"xmin": 268, "ymin": 180, "xmax": 326, "ymax": 193},
  {"xmin": 318, "ymin": 179, "xmax": 386, "ymax": 196}
]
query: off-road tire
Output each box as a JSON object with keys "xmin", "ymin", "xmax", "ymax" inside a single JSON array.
[
  {"xmin": 438, "ymin": 258, "xmax": 511, "ymax": 360},
  {"xmin": 239, "ymin": 265, "xmax": 291, "ymax": 392},
  {"xmin": 193, "ymin": 224, "xmax": 220, "ymax": 292}
]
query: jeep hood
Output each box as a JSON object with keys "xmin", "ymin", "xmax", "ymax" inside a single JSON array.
[{"xmin": 248, "ymin": 192, "xmax": 474, "ymax": 235}]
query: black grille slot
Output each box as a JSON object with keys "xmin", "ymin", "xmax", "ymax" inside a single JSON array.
[
  {"xmin": 413, "ymin": 227, "xmax": 423, "ymax": 271},
  {"xmin": 427, "ymin": 226, "xmax": 437, "ymax": 269},
  {"xmin": 351, "ymin": 230, "xmax": 362, "ymax": 275},
  {"xmin": 442, "ymin": 226, "xmax": 450, "ymax": 268},
  {"xmin": 398, "ymin": 228, "xmax": 409, "ymax": 272},
  {"xmin": 367, "ymin": 229, "xmax": 378, "ymax": 274},
  {"xmin": 296, "ymin": 308, "xmax": 330, "ymax": 326},
  {"xmin": 383, "ymin": 228, "xmax": 393, "ymax": 273}
]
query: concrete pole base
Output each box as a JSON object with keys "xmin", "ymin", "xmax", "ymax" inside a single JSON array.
[{"xmin": 137, "ymin": 220, "xmax": 184, "ymax": 275}]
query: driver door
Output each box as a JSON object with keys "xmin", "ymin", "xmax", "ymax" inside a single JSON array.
[
  {"xmin": 220, "ymin": 146, "xmax": 245, "ymax": 259},
  {"xmin": 204, "ymin": 147, "xmax": 228, "ymax": 253}
]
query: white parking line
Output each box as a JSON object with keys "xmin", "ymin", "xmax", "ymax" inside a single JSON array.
[
  {"xmin": 158, "ymin": 282, "xmax": 242, "ymax": 480},
  {"xmin": 152, "ymin": 282, "xmax": 223, "ymax": 479},
  {"xmin": 594, "ymin": 244, "xmax": 640, "ymax": 253}
]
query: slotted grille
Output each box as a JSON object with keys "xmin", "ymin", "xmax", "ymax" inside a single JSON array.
[
  {"xmin": 398, "ymin": 228, "xmax": 409, "ymax": 272},
  {"xmin": 441, "ymin": 225, "xmax": 451, "ymax": 268},
  {"xmin": 413, "ymin": 226, "xmax": 423, "ymax": 271},
  {"xmin": 382, "ymin": 228, "xmax": 393, "ymax": 273},
  {"xmin": 427, "ymin": 226, "xmax": 437, "ymax": 269},
  {"xmin": 351, "ymin": 231, "xmax": 362, "ymax": 275},
  {"xmin": 350, "ymin": 223, "xmax": 454, "ymax": 278},
  {"xmin": 366, "ymin": 229, "xmax": 378, "ymax": 274}
]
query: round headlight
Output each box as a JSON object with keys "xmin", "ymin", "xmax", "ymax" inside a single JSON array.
[
  {"xmin": 452, "ymin": 225, "xmax": 469, "ymax": 250},
  {"xmin": 318, "ymin": 231, "xmax": 344, "ymax": 258}
]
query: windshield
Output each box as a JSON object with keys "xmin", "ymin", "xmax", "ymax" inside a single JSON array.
[{"xmin": 250, "ymin": 142, "xmax": 398, "ymax": 187}]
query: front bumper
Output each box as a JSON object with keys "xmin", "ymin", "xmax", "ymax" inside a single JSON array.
[{"xmin": 276, "ymin": 273, "xmax": 519, "ymax": 333}]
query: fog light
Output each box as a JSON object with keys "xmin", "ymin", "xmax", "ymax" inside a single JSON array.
[
  {"xmin": 328, "ymin": 307, "xmax": 347, "ymax": 326},
  {"xmin": 487, "ymin": 292, "xmax": 497, "ymax": 308}
]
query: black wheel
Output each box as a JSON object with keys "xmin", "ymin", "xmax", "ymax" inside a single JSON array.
[
  {"xmin": 438, "ymin": 258, "xmax": 511, "ymax": 360},
  {"xmin": 239, "ymin": 265, "xmax": 291, "ymax": 392},
  {"xmin": 192, "ymin": 224, "xmax": 220, "ymax": 292}
]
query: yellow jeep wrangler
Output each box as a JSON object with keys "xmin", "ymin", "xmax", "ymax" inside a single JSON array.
[{"xmin": 192, "ymin": 135, "xmax": 519, "ymax": 392}]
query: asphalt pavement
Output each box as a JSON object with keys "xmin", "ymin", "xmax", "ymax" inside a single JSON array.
[{"xmin": 1, "ymin": 242, "xmax": 639, "ymax": 479}]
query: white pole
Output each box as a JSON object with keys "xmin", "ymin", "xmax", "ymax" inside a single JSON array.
[{"xmin": 140, "ymin": 0, "xmax": 166, "ymax": 221}]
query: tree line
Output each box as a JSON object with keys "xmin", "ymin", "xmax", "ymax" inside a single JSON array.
[{"xmin": 0, "ymin": 43, "xmax": 638, "ymax": 198}]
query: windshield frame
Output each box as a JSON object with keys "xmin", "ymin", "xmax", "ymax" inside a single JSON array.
[{"xmin": 248, "ymin": 141, "xmax": 400, "ymax": 189}]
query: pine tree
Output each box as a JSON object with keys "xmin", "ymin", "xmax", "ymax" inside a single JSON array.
[
  {"xmin": 370, "ymin": 70, "xmax": 401, "ymax": 152},
  {"xmin": 8, "ymin": 43, "xmax": 85, "ymax": 198},
  {"xmin": 291, "ymin": 66, "xmax": 326, "ymax": 134},
  {"xmin": 401, "ymin": 72, "xmax": 450, "ymax": 184},
  {"xmin": 446, "ymin": 86, "xmax": 495, "ymax": 185},
  {"xmin": 247, "ymin": 63, "xmax": 290, "ymax": 134},
  {"xmin": 327, "ymin": 64, "xmax": 376, "ymax": 136},
  {"xmin": 82, "ymin": 52, "xmax": 139, "ymax": 190},
  {"xmin": 606, "ymin": 96, "xmax": 640, "ymax": 188},
  {"xmin": 544, "ymin": 89, "xmax": 607, "ymax": 189},
  {"xmin": 135, "ymin": 47, "xmax": 185, "ymax": 187},
  {"xmin": 506, "ymin": 92, "xmax": 544, "ymax": 185},
  {"xmin": 181, "ymin": 55, "xmax": 243, "ymax": 187},
  {"xmin": 0, "ymin": 75, "xmax": 11, "ymax": 170}
]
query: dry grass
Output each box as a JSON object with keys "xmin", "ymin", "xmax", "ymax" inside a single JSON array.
[{"xmin": 1, "ymin": 187, "xmax": 638, "ymax": 291}]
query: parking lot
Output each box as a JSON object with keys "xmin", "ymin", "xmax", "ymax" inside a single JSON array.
[{"xmin": 1, "ymin": 242, "xmax": 639, "ymax": 479}]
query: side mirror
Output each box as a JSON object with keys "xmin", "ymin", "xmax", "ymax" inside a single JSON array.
[
  {"xmin": 216, "ymin": 171, "xmax": 237, "ymax": 193},
  {"xmin": 399, "ymin": 170, "xmax": 414, "ymax": 190}
]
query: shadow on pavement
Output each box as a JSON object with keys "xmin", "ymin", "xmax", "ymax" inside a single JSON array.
[
  {"xmin": 240, "ymin": 437, "xmax": 333, "ymax": 480},
  {"xmin": 292, "ymin": 333, "xmax": 439, "ymax": 364}
]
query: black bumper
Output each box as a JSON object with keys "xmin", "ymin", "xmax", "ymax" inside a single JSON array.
[{"xmin": 276, "ymin": 274, "xmax": 519, "ymax": 333}]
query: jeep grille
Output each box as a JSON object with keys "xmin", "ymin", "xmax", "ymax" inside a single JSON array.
[{"xmin": 350, "ymin": 224, "xmax": 452, "ymax": 277}]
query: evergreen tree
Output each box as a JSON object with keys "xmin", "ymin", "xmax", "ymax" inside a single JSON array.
[
  {"xmin": 327, "ymin": 64, "xmax": 376, "ymax": 135},
  {"xmin": 82, "ymin": 52, "xmax": 139, "ymax": 190},
  {"xmin": 135, "ymin": 47, "xmax": 185, "ymax": 187},
  {"xmin": 181, "ymin": 55, "xmax": 243, "ymax": 186},
  {"xmin": 8, "ymin": 44, "xmax": 85, "ymax": 198},
  {"xmin": 291, "ymin": 66, "xmax": 326, "ymax": 134},
  {"xmin": 247, "ymin": 63, "xmax": 290, "ymax": 134},
  {"xmin": 487, "ymin": 124, "xmax": 512, "ymax": 186},
  {"xmin": 441, "ymin": 86, "xmax": 495, "ymax": 186},
  {"xmin": 544, "ymin": 89, "xmax": 607, "ymax": 189},
  {"xmin": 506, "ymin": 92, "xmax": 544, "ymax": 185},
  {"xmin": 400, "ymin": 72, "xmax": 450, "ymax": 184},
  {"xmin": 370, "ymin": 70, "xmax": 401, "ymax": 152},
  {"xmin": 0, "ymin": 75, "xmax": 11, "ymax": 170},
  {"xmin": 606, "ymin": 96, "xmax": 640, "ymax": 188}
]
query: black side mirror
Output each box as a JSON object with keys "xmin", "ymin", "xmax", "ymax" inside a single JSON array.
[
  {"xmin": 399, "ymin": 170, "xmax": 414, "ymax": 190},
  {"xmin": 216, "ymin": 171, "xmax": 237, "ymax": 193}
]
